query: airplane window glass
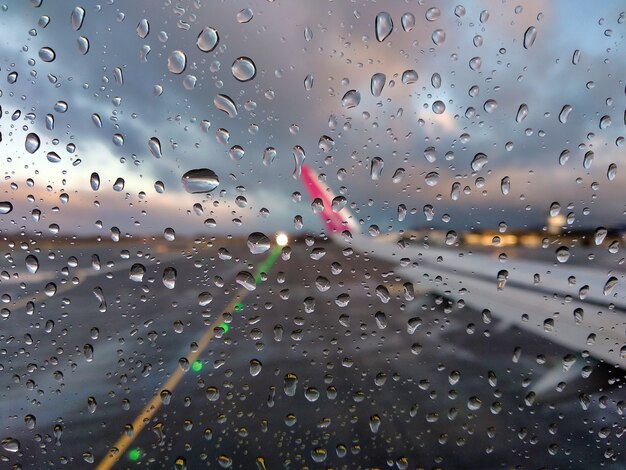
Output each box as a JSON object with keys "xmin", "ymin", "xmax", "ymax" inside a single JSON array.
[{"xmin": 1, "ymin": 1, "xmax": 625, "ymax": 468}]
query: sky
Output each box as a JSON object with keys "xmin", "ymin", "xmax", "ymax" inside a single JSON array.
[{"xmin": 0, "ymin": 0, "xmax": 625, "ymax": 238}]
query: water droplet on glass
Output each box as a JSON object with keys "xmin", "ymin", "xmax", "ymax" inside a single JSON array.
[
  {"xmin": 501, "ymin": 176, "xmax": 510, "ymax": 195},
  {"xmin": 375, "ymin": 12, "xmax": 393, "ymax": 42},
  {"xmin": 214, "ymin": 94, "xmax": 237, "ymax": 117},
  {"xmin": 401, "ymin": 12, "xmax": 415, "ymax": 31},
  {"xmin": 559, "ymin": 149, "xmax": 570, "ymax": 166},
  {"xmin": 39, "ymin": 47, "xmax": 55, "ymax": 62},
  {"xmin": 370, "ymin": 157, "xmax": 384, "ymax": 180},
  {"xmin": 292, "ymin": 145, "xmax": 306, "ymax": 179},
  {"xmin": 137, "ymin": 18, "xmax": 150, "ymax": 38},
  {"xmin": 237, "ymin": 8, "xmax": 254, "ymax": 23},
  {"xmin": 431, "ymin": 73, "xmax": 441, "ymax": 88},
  {"xmin": 129, "ymin": 263, "xmax": 145, "ymax": 282},
  {"xmin": 47, "ymin": 151, "xmax": 61, "ymax": 163},
  {"xmin": 516, "ymin": 103, "xmax": 529, "ymax": 123},
  {"xmin": 483, "ymin": 99, "xmax": 498, "ymax": 113},
  {"xmin": 263, "ymin": 147, "xmax": 276, "ymax": 167},
  {"xmin": 556, "ymin": 246, "xmax": 570, "ymax": 263},
  {"xmin": 559, "ymin": 105, "xmax": 572, "ymax": 123},
  {"xmin": 247, "ymin": 232, "xmax": 271, "ymax": 254},
  {"xmin": 445, "ymin": 230, "xmax": 458, "ymax": 245},
  {"xmin": 341, "ymin": 89, "xmax": 360, "ymax": 108},
  {"xmin": 249, "ymin": 359, "xmax": 262, "ymax": 376},
  {"xmin": 25, "ymin": 133, "xmax": 40, "ymax": 153},
  {"xmin": 425, "ymin": 7, "xmax": 441, "ymax": 21},
  {"xmin": 1, "ymin": 438, "xmax": 20, "ymax": 453},
  {"xmin": 162, "ymin": 267, "xmax": 177, "ymax": 289},
  {"xmin": 583, "ymin": 150, "xmax": 594, "ymax": 169},
  {"xmin": 236, "ymin": 271, "xmax": 256, "ymax": 291},
  {"xmin": 304, "ymin": 26, "xmax": 313, "ymax": 41},
  {"xmin": 71, "ymin": 6, "xmax": 85, "ymax": 30},
  {"xmin": 497, "ymin": 270, "xmax": 509, "ymax": 290},
  {"xmin": 181, "ymin": 169, "xmax": 219, "ymax": 193},
  {"xmin": 371, "ymin": 73, "xmax": 386, "ymax": 96},
  {"xmin": 432, "ymin": 29, "xmax": 446, "ymax": 45},
  {"xmin": 25, "ymin": 255, "xmax": 39, "ymax": 274},
  {"xmin": 168, "ymin": 50, "xmax": 187, "ymax": 74},
  {"xmin": 469, "ymin": 56, "xmax": 482, "ymax": 71},
  {"xmin": 425, "ymin": 171, "xmax": 439, "ymax": 186},
  {"xmin": 77, "ymin": 36, "xmax": 89, "ymax": 54},
  {"xmin": 607, "ymin": 163, "xmax": 617, "ymax": 181},
  {"xmin": 432, "ymin": 100, "xmax": 445, "ymax": 114},
  {"xmin": 231, "ymin": 57, "xmax": 256, "ymax": 82},
  {"xmin": 471, "ymin": 153, "xmax": 488, "ymax": 172},
  {"xmin": 599, "ymin": 115, "xmax": 611, "ymax": 130},
  {"xmin": 603, "ymin": 276, "xmax": 618, "ymax": 296},
  {"xmin": 572, "ymin": 49, "xmax": 581, "ymax": 65},
  {"xmin": 392, "ymin": 168, "xmax": 405, "ymax": 183},
  {"xmin": 197, "ymin": 27, "xmax": 219, "ymax": 52},
  {"xmin": 90, "ymin": 172, "xmax": 100, "ymax": 191},
  {"xmin": 304, "ymin": 74, "xmax": 313, "ymax": 90},
  {"xmin": 148, "ymin": 137, "xmax": 162, "ymax": 158},
  {"xmin": 401, "ymin": 69, "xmax": 418, "ymax": 84},
  {"xmin": 523, "ymin": 26, "xmax": 537, "ymax": 49},
  {"xmin": 594, "ymin": 227, "xmax": 607, "ymax": 245}
]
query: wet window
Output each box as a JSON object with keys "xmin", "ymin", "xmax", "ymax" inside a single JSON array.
[{"xmin": 1, "ymin": 1, "xmax": 625, "ymax": 468}]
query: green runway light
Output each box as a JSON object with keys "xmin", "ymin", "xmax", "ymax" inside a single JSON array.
[
  {"xmin": 191, "ymin": 360, "xmax": 203, "ymax": 372},
  {"xmin": 128, "ymin": 448, "xmax": 141, "ymax": 461},
  {"xmin": 219, "ymin": 322, "xmax": 230, "ymax": 333}
]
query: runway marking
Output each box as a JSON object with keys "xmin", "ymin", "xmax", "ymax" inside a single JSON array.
[{"xmin": 95, "ymin": 245, "xmax": 283, "ymax": 470}]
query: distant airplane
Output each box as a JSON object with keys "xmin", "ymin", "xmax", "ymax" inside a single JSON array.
[{"xmin": 300, "ymin": 164, "xmax": 626, "ymax": 376}]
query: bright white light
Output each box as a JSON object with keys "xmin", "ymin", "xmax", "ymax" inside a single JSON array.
[{"xmin": 276, "ymin": 232, "xmax": 288, "ymax": 246}]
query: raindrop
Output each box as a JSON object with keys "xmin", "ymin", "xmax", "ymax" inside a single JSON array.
[
  {"xmin": 236, "ymin": 271, "xmax": 256, "ymax": 291},
  {"xmin": 197, "ymin": 27, "xmax": 219, "ymax": 52},
  {"xmin": 39, "ymin": 47, "xmax": 56, "ymax": 62},
  {"xmin": 432, "ymin": 29, "xmax": 446, "ymax": 45},
  {"xmin": 607, "ymin": 163, "xmax": 617, "ymax": 181},
  {"xmin": 516, "ymin": 103, "xmax": 528, "ymax": 123},
  {"xmin": 425, "ymin": 7, "xmax": 441, "ymax": 21},
  {"xmin": 168, "ymin": 50, "xmax": 187, "ymax": 74},
  {"xmin": 455, "ymin": 5, "xmax": 466, "ymax": 17},
  {"xmin": 572, "ymin": 49, "xmax": 581, "ymax": 65},
  {"xmin": 162, "ymin": 267, "xmax": 177, "ymax": 289},
  {"xmin": 318, "ymin": 135, "xmax": 335, "ymax": 152},
  {"xmin": 469, "ymin": 57, "xmax": 482, "ymax": 71},
  {"xmin": 559, "ymin": 105, "xmax": 572, "ymax": 123},
  {"xmin": 90, "ymin": 172, "xmax": 100, "ymax": 191},
  {"xmin": 559, "ymin": 149, "xmax": 570, "ymax": 166},
  {"xmin": 401, "ymin": 69, "xmax": 418, "ymax": 84},
  {"xmin": 556, "ymin": 246, "xmax": 570, "ymax": 263},
  {"xmin": 483, "ymin": 99, "xmax": 498, "ymax": 113},
  {"xmin": 599, "ymin": 115, "xmax": 611, "ymax": 130},
  {"xmin": 583, "ymin": 151, "xmax": 594, "ymax": 169},
  {"xmin": 263, "ymin": 147, "xmax": 276, "ymax": 167},
  {"xmin": 25, "ymin": 255, "xmax": 39, "ymax": 274},
  {"xmin": 497, "ymin": 270, "xmax": 509, "ymax": 290},
  {"xmin": 425, "ymin": 171, "xmax": 439, "ymax": 186},
  {"xmin": 603, "ymin": 276, "xmax": 618, "ymax": 296},
  {"xmin": 401, "ymin": 12, "xmax": 415, "ymax": 32},
  {"xmin": 431, "ymin": 73, "xmax": 441, "ymax": 88},
  {"xmin": 77, "ymin": 36, "xmax": 89, "ymax": 54},
  {"xmin": 1, "ymin": 438, "xmax": 19, "ymax": 453},
  {"xmin": 432, "ymin": 100, "xmax": 445, "ymax": 114},
  {"xmin": 249, "ymin": 359, "xmax": 262, "ymax": 376},
  {"xmin": 501, "ymin": 176, "xmax": 510, "ymax": 195},
  {"xmin": 70, "ymin": 6, "xmax": 85, "ymax": 30},
  {"xmin": 370, "ymin": 157, "xmax": 384, "ymax": 180},
  {"xmin": 371, "ymin": 73, "xmax": 386, "ymax": 96},
  {"xmin": 523, "ymin": 26, "xmax": 537, "ymax": 49},
  {"xmin": 292, "ymin": 145, "xmax": 306, "ymax": 179},
  {"xmin": 214, "ymin": 94, "xmax": 237, "ymax": 117},
  {"xmin": 25, "ymin": 133, "xmax": 40, "ymax": 153},
  {"xmin": 47, "ymin": 151, "xmax": 61, "ymax": 163},
  {"xmin": 424, "ymin": 146, "xmax": 437, "ymax": 163},
  {"xmin": 148, "ymin": 137, "xmax": 162, "ymax": 158},
  {"xmin": 304, "ymin": 74, "xmax": 313, "ymax": 90},
  {"xmin": 594, "ymin": 227, "xmax": 607, "ymax": 245},
  {"xmin": 129, "ymin": 263, "xmax": 145, "ymax": 282},
  {"xmin": 113, "ymin": 177, "xmax": 124, "ymax": 191},
  {"xmin": 341, "ymin": 90, "xmax": 360, "ymax": 108},
  {"xmin": 471, "ymin": 153, "xmax": 488, "ymax": 171},
  {"xmin": 137, "ymin": 18, "xmax": 150, "ymax": 38},
  {"xmin": 237, "ymin": 8, "xmax": 254, "ymax": 23},
  {"xmin": 7, "ymin": 71, "xmax": 17, "ymax": 83},
  {"xmin": 247, "ymin": 232, "xmax": 271, "ymax": 254},
  {"xmin": 231, "ymin": 57, "xmax": 256, "ymax": 82},
  {"xmin": 304, "ymin": 26, "xmax": 313, "ymax": 41},
  {"xmin": 375, "ymin": 12, "xmax": 393, "ymax": 42},
  {"xmin": 392, "ymin": 168, "xmax": 405, "ymax": 183},
  {"xmin": 229, "ymin": 145, "xmax": 244, "ymax": 161},
  {"xmin": 181, "ymin": 169, "xmax": 219, "ymax": 193}
]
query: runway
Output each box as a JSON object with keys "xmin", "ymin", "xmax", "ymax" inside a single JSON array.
[{"xmin": 0, "ymin": 238, "xmax": 624, "ymax": 468}]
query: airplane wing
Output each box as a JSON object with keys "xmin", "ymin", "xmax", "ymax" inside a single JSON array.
[{"xmin": 301, "ymin": 164, "xmax": 626, "ymax": 370}]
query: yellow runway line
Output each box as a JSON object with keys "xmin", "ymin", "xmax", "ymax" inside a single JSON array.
[{"xmin": 96, "ymin": 245, "xmax": 283, "ymax": 469}]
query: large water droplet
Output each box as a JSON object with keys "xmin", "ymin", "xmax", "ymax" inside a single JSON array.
[
  {"xmin": 556, "ymin": 246, "xmax": 570, "ymax": 263},
  {"xmin": 197, "ymin": 27, "xmax": 219, "ymax": 52},
  {"xmin": 77, "ymin": 36, "xmax": 89, "ymax": 54},
  {"xmin": 1, "ymin": 438, "xmax": 20, "ymax": 453},
  {"xmin": 237, "ymin": 8, "xmax": 254, "ymax": 23},
  {"xmin": 341, "ymin": 89, "xmax": 360, "ymax": 108},
  {"xmin": 167, "ymin": 50, "xmax": 187, "ymax": 75},
  {"xmin": 370, "ymin": 73, "xmax": 386, "ymax": 96},
  {"xmin": 247, "ymin": 232, "xmax": 271, "ymax": 254},
  {"xmin": 137, "ymin": 18, "xmax": 150, "ymax": 38},
  {"xmin": 401, "ymin": 69, "xmax": 418, "ymax": 84},
  {"xmin": 90, "ymin": 172, "xmax": 100, "ymax": 191},
  {"xmin": 607, "ymin": 163, "xmax": 617, "ymax": 181},
  {"xmin": 129, "ymin": 263, "xmax": 146, "ymax": 282},
  {"xmin": 25, "ymin": 255, "xmax": 39, "ymax": 274},
  {"xmin": 39, "ymin": 47, "xmax": 56, "ymax": 62},
  {"xmin": 263, "ymin": 147, "xmax": 276, "ymax": 167},
  {"xmin": 559, "ymin": 105, "xmax": 572, "ymax": 123},
  {"xmin": 25, "ymin": 133, "xmax": 40, "ymax": 153},
  {"xmin": 516, "ymin": 103, "xmax": 529, "ymax": 123},
  {"xmin": 432, "ymin": 29, "xmax": 446, "ymax": 45},
  {"xmin": 483, "ymin": 99, "xmax": 498, "ymax": 113},
  {"xmin": 236, "ymin": 271, "xmax": 256, "ymax": 291},
  {"xmin": 148, "ymin": 137, "xmax": 162, "ymax": 158},
  {"xmin": 471, "ymin": 153, "xmax": 488, "ymax": 172},
  {"xmin": 401, "ymin": 12, "xmax": 415, "ymax": 31},
  {"xmin": 523, "ymin": 26, "xmax": 537, "ymax": 49},
  {"xmin": 370, "ymin": 157, "xmax": 384, "ymax": 180},
  {"xmin": 231, "ymin": 57, "xmax": 256, "ymax": 82},
  {"xmin": 214, "ymin": 94, "xmax": 237, "ymax": 117},
  {"xmin": 70, "ymin": 6, "xmax": 85, "ymax": 31},
  {"xmin": 292, "ymin": 145, "xmax": 306, "ymax": 179},
  {"xmin": 603, "ymin": 276, "xmax": 618, "ymax": 296},
  {"xmin": 162, "ymin": 267, "xmax": 177, "ymax": 289},
  {"xmin": 181, "ymin": 169, "xmax": 219, "ymax": 193},
  {"xmin": 375, "ymin": 12, "xmax": 393, "ymax": 42},
  {"xmin": 432, "ymin": 100, "xmax": 445, "ymax": 114},
  {"xmin": 0, "ymin": 201, "xmax": 13, "ymax": 214}
]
